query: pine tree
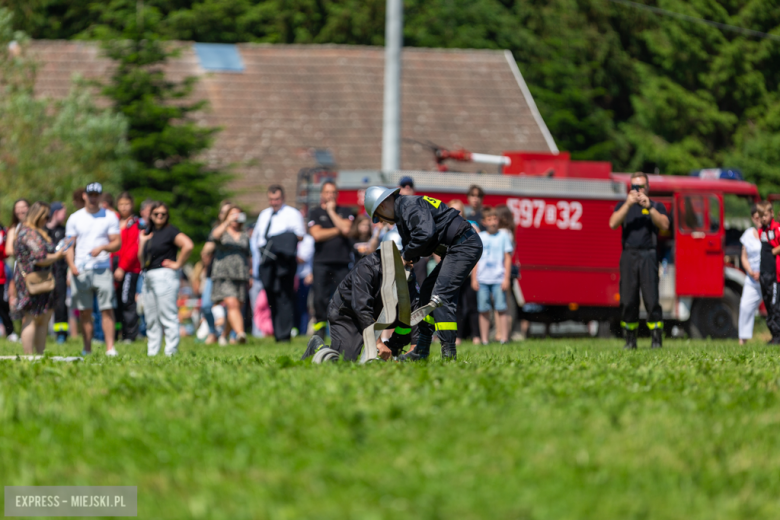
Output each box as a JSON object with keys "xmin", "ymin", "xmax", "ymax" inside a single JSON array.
[{"xmin": 98, "ymin": 8, "xmax": 228, "ymax": 243}]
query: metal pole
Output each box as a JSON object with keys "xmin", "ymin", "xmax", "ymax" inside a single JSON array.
[{"xmin": 382, "ymin": 0, "xmax": 403, "ymax": 173}]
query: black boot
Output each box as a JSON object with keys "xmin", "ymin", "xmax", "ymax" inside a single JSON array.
[
  {"xmin": 398, "ymin": 337, "xmax": 431, "ymax": 361},
  {"xmin": 623, "ymin": 329, "xmax": 637, "ymax": 350},
  {"xmin": 650, "ymin": 328, "xmax": 663, "ymax": 349},
  {"xmin": 441, "ymin": 343, "xmax": 457, "ymax": 360},
  {"xmin": 301, "ymin": 335, "xmax": 325, "ymax": 360}
]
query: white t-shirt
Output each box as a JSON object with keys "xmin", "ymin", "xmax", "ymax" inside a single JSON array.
[
  {"xmin": 252, "ymin": 204, "xmax": 306, "ymax": 249},
  {"xmin": 477, "ymin": 230, "xmax": 514, "ymax": 285},
  {"xmin": 740, "ymin": 227, "xmax": 761, "ymax": 275},
  {"xmin": 66, "ymin": 208, "xmax": 120, "ymax": 270}
]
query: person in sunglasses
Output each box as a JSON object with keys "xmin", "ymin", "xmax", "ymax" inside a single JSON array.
[
  {"xmin": 139, "ymin": 201, "xmax": 193, "ymax": 356},
  {"xmin": 609, "ymin": 172, "xmax": 670, "ymax": 349}
]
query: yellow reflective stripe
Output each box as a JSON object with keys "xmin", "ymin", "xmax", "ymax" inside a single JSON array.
[
  {"xmin": 53, "ymin": 323, "xmax": 69, "ymax": 332},
  {"xmin": 435, "ymin": 322, "xmax": 457, "ymax": 331},
  {"xmin": 423, "ymin": 196, "xmax": 441, "ymax": 208},
  {"xmin": 621, "ymin": 321, "xmax": 639, "ymax": 330},
  {"xmin": 647, "ymin": 322, "xmax": 664, "ymax": 330},
  {"xmin": 423, "ymin": 315, "xmax": 435, "ymax": 325},
  {"xmin": 313, "ymin": 321, "xmax": 328, "ymax": 331},
  {"xmin": 394, "ymin": 327, "xmax": 411, "ymax": 335}
]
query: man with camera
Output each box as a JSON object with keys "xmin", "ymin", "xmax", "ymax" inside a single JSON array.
[
  {"xmin": 307, "ymin": 180, "xmax": 355, "ymax": 339},
  {"xmin": 609, "ymin": 172, "xmax": 670, "ymax": 349}
]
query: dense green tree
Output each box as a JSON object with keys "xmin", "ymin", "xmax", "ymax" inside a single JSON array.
[
  {"xmin": 95, "ymin": 8, "xmax": 229, "ymax": 243},
  {"xmin": 0, "ymin": 9, "xmax": 131, "ymax": 219},
  {"xmin": 3, "ymin": 0, "xmax": 780, "ymax": 190}
]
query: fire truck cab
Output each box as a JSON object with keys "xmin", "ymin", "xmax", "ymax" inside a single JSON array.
[{"xmin": 304, "ymin": 153, "xmax": 759, "ymax": 339}]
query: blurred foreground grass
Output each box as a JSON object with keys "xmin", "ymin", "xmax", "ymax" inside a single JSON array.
[{"xmin": 1, "ymin": 336, "xmax": 780, "ymax": 519}]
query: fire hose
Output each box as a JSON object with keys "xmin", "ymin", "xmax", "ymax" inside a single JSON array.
[{"xmin": 311, "ymin": 241, "xmax": 441, "ymax": 364}]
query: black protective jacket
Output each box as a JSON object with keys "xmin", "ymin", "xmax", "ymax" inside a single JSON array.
[
  {"xmin": 393, "ymin": 195, "xmax": 466, "ymax": 262},
  {"xmin": 333, "ymin": 250, "xmax": 420, "ymax": 332}
]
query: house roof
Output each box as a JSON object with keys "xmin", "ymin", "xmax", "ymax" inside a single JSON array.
[{"xmin": 30, "ymin": 41, "xmax": 556, "ymax": 212}]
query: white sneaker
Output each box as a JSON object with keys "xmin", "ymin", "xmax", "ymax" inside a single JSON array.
[
  {"xmin": 7, "ymin": 333, "xmax": 19, "ymax": 343},
  {"xmin": 218, "ymin": 336, "xmax": 228, "ymax": 347},
  {"xmin": 106, "ymin": 349, "xmax": 119, "ymax": 357}
]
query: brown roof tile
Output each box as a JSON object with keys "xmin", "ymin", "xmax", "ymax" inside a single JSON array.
[{"xmin": 29, "ymin": 41, "xmax": 555, "ymax": 212}]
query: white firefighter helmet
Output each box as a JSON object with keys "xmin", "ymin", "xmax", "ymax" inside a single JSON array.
[
  {"xmin": 382, "ymin": 228, "xmax": 404, "ymax": 252},
  {"xmin": 364, "ymin": 186, "xmax": 400, "ymax": 223}
]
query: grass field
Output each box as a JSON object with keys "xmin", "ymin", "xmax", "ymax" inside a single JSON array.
[{"xmin": 2, "ymin": 336, "xmax": 780, "ymax": 519}]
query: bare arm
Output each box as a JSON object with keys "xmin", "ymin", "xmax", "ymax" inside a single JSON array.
[
  {"xmin": 309, "ymin": 225, "xmax": 341, "ymax": 243},
  {"xmin": 327, "ymin": 207, "xmax": 353, "ymax": 236},
  {"xmin": 35, "ymin": 250, "xmax": 67, "ymax": 268},
  {"xmin": 5, "ymin": 227, "xmax": 15, "ymax": 257},
  {"xmin": 741, "ymin": 247, "xmax": 752, "ymax": 275},
  {"xmin": 649, "ymin": 207, "xmax": 670, "ymax": 231},
  {"xmin": 501, "ymin": 252, "xmax": 512, "ymax": 291},
  {"xmin": 609, "ymin": 202, "xmax": 632, "ymax": 230},
  {"xmin": 210, "ymin": 219, "xmax": 231, "ymax": 241},
  {"xmin": 201, "ymin": 241, "xmax": 215, "ymax": 263},
  {"xmin": 166, "ymin": 233, "xmax": 194, "ymax": 269},
  {"xmin": 66, "ymin": 237, "xmax": 78, "ymax": 275},
  {"xmin": 92, "ymin": 233, "xmax": 121, "ymax": 256},
  {"xmin": 138, "ymin": 232, "xmax": 151, "ymax": 265}
]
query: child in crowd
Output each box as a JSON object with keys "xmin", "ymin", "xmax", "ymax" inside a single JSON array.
[
  {"xmin": 472, "ymin": 207, "xmax": 513, "ymax": 344},
  {"xmin": 758, "ymin": 201, "xmax": 780, "ymax": 344}
]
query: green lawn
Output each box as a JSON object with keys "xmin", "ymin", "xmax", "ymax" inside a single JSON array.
[{"xmin": 1, "ymin": 336, "xmax": 780, "ymax": 519}]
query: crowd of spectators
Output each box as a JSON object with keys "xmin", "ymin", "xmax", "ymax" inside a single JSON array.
[{"xmin": 0, "ymin": 176, "xmax": 522, "ymax": 354}]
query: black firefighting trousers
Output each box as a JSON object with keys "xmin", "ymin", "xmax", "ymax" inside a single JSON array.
[
  {"xmin": 53, "ymin": 271, "xmax": 68, "ymax": 338},
  {"xmin": 327, "ymin": 293, "xmax": 415, "ymax": 361},
  {"xmin": 417, "ymin": 232, "xmax": 483, "ymax": 350},
  {"xmin": 759, "ymin": 274, "xmax": 780, "ymax": 339},
  {"xmin": 619, "ymin": 248, "xmax": 663, "ymax": 332},
  {"xmin": 313, "ymin": 263, "xmax": 350, "ymax": 338}
]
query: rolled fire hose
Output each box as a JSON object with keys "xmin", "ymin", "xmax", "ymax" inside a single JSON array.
[
  {"xmin": 312, "ymin": 241, "xmax": 441, "ymax": 364},
  {"xmin": 358, "ymin": 241, "xmax": 441, "ymax": 364}
]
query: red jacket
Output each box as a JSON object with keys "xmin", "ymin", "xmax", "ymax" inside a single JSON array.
[
  {"xmin": 760, "ymin": 219, "xmax": 780, "ymax": 282},
  {"xmin": 114, "ymin": 217, "xmax": 141, "ymax": 274},
  {"xmin": 0, "ymin": 226, "xmax": 7, "ymax": 285}
]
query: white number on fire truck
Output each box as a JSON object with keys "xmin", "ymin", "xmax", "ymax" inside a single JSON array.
[{"xmin": 508, "ymin": 198, "xmax": 583, "ymax": 230}]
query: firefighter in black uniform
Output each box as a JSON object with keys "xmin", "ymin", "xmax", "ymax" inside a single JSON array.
[
  {"xmin": 365, "ymin": 186, "xmax": 483, "ymax": 360},
  {"xmin": 301, "ymin": 245, "xmax": 420, "ymax": 361},
  {"xmin": 609, "ymin": 172, "xmax": 670, "ymax": 349}
]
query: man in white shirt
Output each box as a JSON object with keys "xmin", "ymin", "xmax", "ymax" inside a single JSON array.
[
  {"xmin": 253, "ymin": 185, "xmax": 305, "ymax": 341},
  {"xmin": 65, "ymin": 182, "xmax": 121, "ymax": 356}
]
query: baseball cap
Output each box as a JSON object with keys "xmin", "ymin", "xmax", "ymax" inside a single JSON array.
[
  {"xmin": 50, "ymin": 202, "xmax": 64, "ymax": 213},
  {"xmin": 399, "ymin": 176, "xmax": 414, "ymax": 188},
  {"xmin": 85, "ymin": 182, "xmax": 103, "ymax": 194}
]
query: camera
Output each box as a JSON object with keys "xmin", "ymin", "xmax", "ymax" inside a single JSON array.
[{"xmin": 237, "ymin": 212, "xmax": 247, "ymax": 223}]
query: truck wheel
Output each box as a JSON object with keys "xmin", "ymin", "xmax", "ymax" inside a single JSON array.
[{"xmin": 690, "ymin": 287, "xmax": 739, "ymax": 339}]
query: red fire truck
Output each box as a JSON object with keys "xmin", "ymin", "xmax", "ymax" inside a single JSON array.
[{"xmin": 299, "ymin": 152, "xmax": 760, "ymax": 339}]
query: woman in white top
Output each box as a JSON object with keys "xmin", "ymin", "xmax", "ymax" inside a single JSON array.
[{"xmin": 739, "ymin": 206, "xmax": 762, "ymax": 344}]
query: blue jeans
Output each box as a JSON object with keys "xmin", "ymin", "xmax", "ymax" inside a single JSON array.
[
  {"xmin": 92, "ymin": 295, "xmax": 104, "ymax": 341},
  {"xmin": 477, "ymin": 283, "xmax": 507, "ymax": 313},
  {"xmin": 201, "ymin": 278, "xmax": 216, "ymax": 335},
  {"xmin": 294, "ymin": 281, "xmax": 311, "ymax": 334}
]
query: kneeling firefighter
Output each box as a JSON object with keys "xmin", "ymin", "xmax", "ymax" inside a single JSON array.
[
  {"xmin": 302, "ymin": 232, "xmax": 420, "ymax": 361},
  {"xmin": 365, "ymin": 186, "xmax": 483, "ymax": 360}
]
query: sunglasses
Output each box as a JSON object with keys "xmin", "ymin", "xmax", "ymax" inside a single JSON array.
[
  {"xmin": 631, "ymin": 184, "xmax": 647, "ymax": 191},
  {"xmin": 152, "ymin": 212, "xmax": 168, "ymax": 217}
]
